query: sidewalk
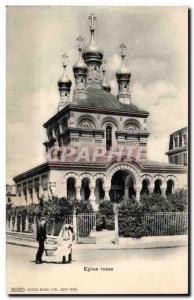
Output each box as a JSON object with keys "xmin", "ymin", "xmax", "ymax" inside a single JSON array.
[{"xmin": 6, "ymin": 231, "xmax": 188, "ymax": 250}]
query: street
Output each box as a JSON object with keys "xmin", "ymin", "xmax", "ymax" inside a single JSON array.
[{"xmin": 6, "ymin": 244, "xmax": 188, "ymax": 295}]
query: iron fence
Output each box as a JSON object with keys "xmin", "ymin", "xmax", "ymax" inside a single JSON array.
[
  {"xmin": 47, "ymin": 215, "xmax": 73, "ymax": 236},
  {"xmin": 142, "ymin": 212, "xmax": 188, "ymax": 236}
]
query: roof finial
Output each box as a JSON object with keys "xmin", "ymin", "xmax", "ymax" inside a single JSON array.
[
  {"xmin": 120, "ymin": 43, "xmax": 126, "ymax": 59},
  {"xmin": 77, "ymin": 35, "xmax": 84, "ymax": 51},
  {"xmin": 88, "ymin": 13, "xmax": 96, "ymax": 31},
  {"xmin": 62, "ymin": 53, "xmax": 68, "ymax": 67}
]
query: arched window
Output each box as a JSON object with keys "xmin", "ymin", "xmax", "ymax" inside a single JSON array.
[
  {"xmin": 154, "ymin": 179, "xmax": 162, "ymax": 195},
  {"xmin": 106, "ymin": 126, "xmax": 112, "ymax": 151},
  {"xmin": 67, "ymin": 177, "xmax": 76, "ymax": 200},
  {"xmin": 166, "ymin": 179, "xmax": 174, "ymax": 196},
  {"xmin": 140, "ymin": 179, "xmax": 149, "ymax": 196}
]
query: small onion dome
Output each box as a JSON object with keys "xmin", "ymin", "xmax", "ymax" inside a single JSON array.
[
  {"xmin": 58, "ymin": 54, "xmax": 72, "ymax": 89},
  {"xmin": 116, "ymin": 43, "xmax": 131, "ymax": 77},
  {"xmin": 73, "ymin": 36, "xmax": 88, "ymax": 73},
  {"xmin": 82, "ymin": 13, "xmax": 103, "ymax": 64}
]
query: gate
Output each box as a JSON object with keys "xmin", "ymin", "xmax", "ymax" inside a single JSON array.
[{"xmin": 76, "ymin": 213, "xmax": 96, "ymax": 244}]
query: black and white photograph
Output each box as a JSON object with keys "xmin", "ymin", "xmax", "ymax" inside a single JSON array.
[{"xmin": 6, "ymin": 6, "xmax": 188, "ymax": 295}]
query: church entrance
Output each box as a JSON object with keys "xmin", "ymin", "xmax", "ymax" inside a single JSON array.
[{"xmin": 109, "ymin": 170, "xmax": 136, "ymax": 203}]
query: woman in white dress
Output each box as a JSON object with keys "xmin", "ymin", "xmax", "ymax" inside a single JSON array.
[
  {"xmin": 54, "ymin": 224, "xmax": 73, "ymax": 263},
  {"xmin": 44, "ymin": 224, "xmax": 73, "ymax": 263}
]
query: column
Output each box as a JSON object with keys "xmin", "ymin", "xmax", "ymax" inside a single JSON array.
[
  {"xmin": 104, "ymin": 184, "xmax": 110, "ymax": 201},
  {"xmin": 73, "ymin": 208, "xmax": 77, "ymax": 243},
  {"xmin": 25, "ymin": 216, "xmax": 29, "ymax": 232},
  {"xmin": 149, "ymin": 183, "xmax": 155, "ymax": 195},
  {"xmin": 161, "ymin": 182, "xmax": 167, "ymax": 197},
  {"xmin": 10, "ymin": 215, "xmax": 13, "ymax": 231},
  {"xmin": 39, "ymin": 179, "xmax": 44, "ymax": 199},
  {"xmin": 113, "ymin": 203, "xmax": 119, "ymax": 245},
  {"xmin": 49, "ymin": 182, "xmax": 57, "ymax": 197},
  {"xmin": 64, "ymin": 180, "xmax": 67, "ymax": 199},
  {"xmin": 124, "ymin": 186, "xmax": 129, "ymax": 199},
  {"xmin": 135, "ymin": 185, "xmax": 142, "ymax": 202},
  {"xmin": 75, "ymin": 182, "xmax": 81, "ymax": 201},
  {"xmin": 14, "ymin": 215, "xmax": 18, "ymax": 231},
  {"xmin": 90, "ymin": 186, "xmax": 98, "ymax": 211}
]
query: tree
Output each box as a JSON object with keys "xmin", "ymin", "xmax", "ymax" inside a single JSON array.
[{"xmin": 118, "ymin": 199, "xmax": 147, "ymax": 238}]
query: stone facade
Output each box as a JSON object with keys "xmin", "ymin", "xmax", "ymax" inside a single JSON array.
[
  {"xmin": 166, "ymin": 127, "xmax": 188, "ymax": 166},
  {"xmin": 13, "ymin": 13, "xmax": 187, "ymax": 210}
]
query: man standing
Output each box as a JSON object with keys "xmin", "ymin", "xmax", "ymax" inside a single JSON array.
[{"xmin": 35, "ymin": 217, "xmax": 47, "ymax": 264}]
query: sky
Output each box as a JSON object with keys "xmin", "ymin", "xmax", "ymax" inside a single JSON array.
[{"xmin": 6, "ymin": 6, "xmax": 188, "ymax": 183}]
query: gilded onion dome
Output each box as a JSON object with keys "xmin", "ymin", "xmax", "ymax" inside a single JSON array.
[
  {"xmin": 58, "ymin": 54, "xmax": 72, "ymax": 111},
  {"xmin": 73, "ymin": 36, "xmax": 88, "ymax": 99},
  {"xmin": 82, "ymin": 13, "xmax": 103, "ymax": 64},
  {"xmin": 73, "ymin": 36, "xmax": 88, "ymax": 71},
  {"xmin": 116, "ymin": 44, "xmax": 131, "ymax": 104},
  {"xmin": 116, "ymin": 43, "xmax": 131, "ymax": 77},
  {"xmin": 58, "ymin": 54, "xmax": 72, "ymax": 87}
]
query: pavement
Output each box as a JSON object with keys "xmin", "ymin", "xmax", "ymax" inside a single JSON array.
[
  {"xmin": 6, "ymin": 243, "xmax": 188, "ymax": 295},
  {"xmin": 6, "ymin": 230, "xmax": 188, "ymax": 250}
]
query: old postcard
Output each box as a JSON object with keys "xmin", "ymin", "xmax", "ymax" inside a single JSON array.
[{"xmin": 6, "ymin": 6, "xmax": 189, "ymax": 295}]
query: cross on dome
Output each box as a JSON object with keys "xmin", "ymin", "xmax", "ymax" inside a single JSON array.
[
  {"xmin": 120, "ymin": 43, "xmax": 126, "ymax": 59},
  {"xmin": 88, "ymin": 13, "xmax": 96, "ymax": 31},
  {"xmin": 62, "ymin": 53, "xmax": 68, "ymax": 66}
]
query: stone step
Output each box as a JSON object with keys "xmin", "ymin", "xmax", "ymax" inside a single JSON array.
[
  {"xmin": 6, "ymin": 231, "xmax": 57, "ymax": 243},
  {"xmin": 77, "ymin": 237, "xmax": 96, "ymax": 244}
]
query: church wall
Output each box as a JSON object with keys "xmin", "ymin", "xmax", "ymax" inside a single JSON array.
[
  {"xmin": 45, "ymin": 110, "xmax": 149, "ymax": 163},
  {"xmin": 49, "ymin": 166, "xmax": 187, "ymax": 212},
  {"xmin": 14, "ymin": 172, "xmax": 50, "ymax": 207}
]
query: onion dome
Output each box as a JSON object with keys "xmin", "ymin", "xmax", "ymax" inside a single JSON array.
[
  {"xmin": 58, "ymin": 54, "xmax": 72, "ymax": 111},
  {"xmin": 116, "ymin": 44, "xmax": 131, "ymax": 104},
  {"xmin": 73, "ymin": 36, "xmax": 88, "ymax": 100},
  {"xmin": 82, "ymin": 13, "xmax": 103, "ymax": 65},
  {"xmin": 102, "ymin": 61, "xmax": 111, "ymax": 93},
  {"xmin": 58, "ymin": 54, "xmax": 72, "ymax": 88},
  {"xmin": 73, "ymin": 36, "xmax": 87, "ymax": 74},
  {"xmin": 116, "ymin": 43, "xmax": 131, "ymax": 77}
]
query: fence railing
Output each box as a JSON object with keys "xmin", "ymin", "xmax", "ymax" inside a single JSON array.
[
  {"xmin": 142, "ymin": 212, "xmax": 188, "ymax": 236},
  {"xmin": 47, "ymin": 215, "xmax": 73, "ymax": 236},
  {"xmin": 7, "ymin": 211, "xmax": 188, "ymax": 238},
  {"xmin": 77, "ymin": 213, "xmax": 96, "ymax": 239}
]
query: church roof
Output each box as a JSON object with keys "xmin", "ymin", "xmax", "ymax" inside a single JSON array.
[
  {"xmin": 139, "ymin": 160, "xmax": 187, "ymax": 172},
  {"xmin": 44, "ymin": 88, "xmax": 149, "ymax": 128},
  {"xmin": 13, "ymin": 159, "xmax": 187, "ymax": 182},
  {"xmin": 72, "ymin": 88, "xmax": 147, "ymax": 114}
]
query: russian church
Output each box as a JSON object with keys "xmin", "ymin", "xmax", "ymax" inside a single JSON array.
[{"xmin": 13, "ymin": 13, "xmax": 187, "ymax": 210}]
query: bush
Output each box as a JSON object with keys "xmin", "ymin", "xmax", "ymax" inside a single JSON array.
[
  {"xmin": 106, "ymin": 217, "xmax": 115, "ymax": 230},
  {"xmin": 118, "ymin": 199, "xmax": 147, "ymax": 238},
  {"xmin": 75, "ymin": 200, "xmax": 93, "ymax": 214},
  {"xmin": 96, "ymin": 212, "xmax": 104, "ymax": 231},
  {"xmin": 167, "ymin": 189, "xmax": 188, "ymax": 212},
  {"xmin": 140, "ymin": 193, "xmax": 173, "ymax": 213},
  {"xmin": 38, "ymin": 197, "xmax": 94, "ymax": 236},
  {"xmin": 140, "ymin": 189, "xmax": 188, "ymax": 213},
  {"xmin": 97, "ymin": 201, "xmax": 114, "ymax": 231}
]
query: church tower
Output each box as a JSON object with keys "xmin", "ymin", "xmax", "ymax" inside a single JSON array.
[
  {"xmin": 73, "ymin": 36, "xmax": 88, "ymax": 100},
  {"xmin": 82, "ymin": 13, "xmax": 103, "ymax": 89},
  {"xmin": 58, "ymin": 54, "xmax": 72, "ymax": 111}
]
